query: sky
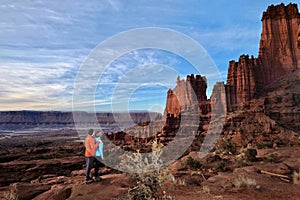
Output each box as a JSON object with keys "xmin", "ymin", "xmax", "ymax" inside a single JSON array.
[{"xmin": 0, "ymin": 0, "xmax": 297, "ymax": 113}]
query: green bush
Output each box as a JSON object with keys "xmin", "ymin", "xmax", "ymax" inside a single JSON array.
[
  {"xmin": 181, "ymin": 156, "xmax": 202, "ymax": 170},
  {"xmin": 217, "ymin": 138, "xmax": 236, "ymax": 155},
  {"xmin": 257, "ymin": 142, "xmax": 273, "ymax": 149},
  {"xmin": 244, "ymin": 148, "xmax": 257, "ymax": 162},
  {"xmin": 186, "ymin": 177, "xmax": 201, "ymax": 186},
  {"xmin": 263, "ymin": 153, "xmax": 279, "ymax": 163},
  {"xmin": 215, "ymin": 160, "xmax": 227, "ymax": 172},
  {"xmin": 236, "ymin": 158, "xmax": 249, "ymax": 168}
]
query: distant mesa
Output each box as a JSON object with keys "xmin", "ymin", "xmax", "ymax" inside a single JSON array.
[{"xmin": 0, "ymin": 110, "xmax": 162, "ymax": 131}]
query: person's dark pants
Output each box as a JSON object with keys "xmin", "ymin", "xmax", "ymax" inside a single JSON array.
[
  {"xmin": 94, "ymin": 157, "xmax": 102, "ymax": 177},
  {"xmin": 85, "ymin": 156, "xmax": 102, "ymax": 180}
]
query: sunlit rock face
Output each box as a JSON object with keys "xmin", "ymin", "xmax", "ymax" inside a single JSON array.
[
  {"xmin": 163, "ymin": 4, "xmax": 300, "ymax": 143},
  {"xmin": 258, "ymin": 3, "xmax": 300, "ymax": 84},
  {"xmin": 165, "ymin": 74, "xmax": 209, "ymax": 117},
  {"xmin": 225, "ymin": 3, "xmax": 300, "ymax": 112}
]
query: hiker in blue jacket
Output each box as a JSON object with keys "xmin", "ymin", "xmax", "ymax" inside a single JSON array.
[{"xmin": 93, "ymin": 131, "xmax": 104, "ymax": 181}]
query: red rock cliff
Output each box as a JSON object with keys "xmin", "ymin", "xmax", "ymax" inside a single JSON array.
[
  {"xmin": 225, "ymin": 55, "xmax": 258, "ymax": 112},
  {"xmin": 258, "ymin": 3, "xmax": 300, "ymax": 84},
  {"xmin": 226, "ymin": 3, "xmax": 300, "ymax": 111},
  {"xmin": 165, "ymin": 74, "xmax": 210, "ymax": 116},
  {"xmin": 165, "ymin": 4, "xmax": 300, "ymax": 115}
]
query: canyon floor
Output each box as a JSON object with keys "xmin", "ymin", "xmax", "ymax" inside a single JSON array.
[{"xmin": 1, "ymin": 129, "xmax": 300, "ymax": 200}]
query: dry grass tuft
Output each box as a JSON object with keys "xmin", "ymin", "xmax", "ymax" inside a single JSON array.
[
  {"xmin": 293, "ymin": 170, "xmax": 300, "ymax": 185},
  {"xmin": 233, "ymin": 175, "xmax": 257, "ymax": 189}
]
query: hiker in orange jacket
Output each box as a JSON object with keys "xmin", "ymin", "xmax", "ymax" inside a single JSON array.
[{"xmin": 84, "ymin": 128, "xmax": 100, "ymax": 183}]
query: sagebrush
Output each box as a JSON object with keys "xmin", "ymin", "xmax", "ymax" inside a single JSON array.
[{"xmin": 119, "ymin": 140, "xmax": 174, "ymax": 200}]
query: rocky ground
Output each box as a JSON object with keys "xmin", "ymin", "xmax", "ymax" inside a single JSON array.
[{"xmin": 1, "ymin": 129, "xmax": 300, "ymax": 200}]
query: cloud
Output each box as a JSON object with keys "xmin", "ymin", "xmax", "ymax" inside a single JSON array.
[{"xmin": 0, "ymin": 61, "xmax": 78, "ymax": 111}]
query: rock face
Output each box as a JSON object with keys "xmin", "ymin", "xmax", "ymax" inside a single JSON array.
[
  {"xmin": 165, "ymin": 74, "xmax": 210, "ymax": 116},
  {"xmin": 226, "ymin": 3, "xmax": 300, "ymax": 111},
  {"xmin": 165, "ymin": 4, "xmax": 300, "ymax": 114},
  {"xmin": 211, "ymin": 82, "xmax": 227, "ymax": 116},
  {"xmin": 225, "ymin": 55, "xmax": 258, "ymax": 112},
  {"xmin": 162, "ymin": 3, "xmax": 300, "ymax": 146},
  {"xmin": 165, "ymin": 89, "xmax": 181, "ymax": 117},
  {"xmin": 259, "ymin": 3, "xmax": 300, "ymax": 85},
  {"xmin": 263, "ymin": 70, "xmax": 300, "ymax": 132}
]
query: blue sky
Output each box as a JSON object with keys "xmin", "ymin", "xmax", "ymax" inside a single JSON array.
[{"xmin": 0, "ymin": 0, "xmax": 296, "ymax": 112}]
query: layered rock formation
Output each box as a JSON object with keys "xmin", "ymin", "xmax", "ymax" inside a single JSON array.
[
  {"xmin": 225, "ymin": 3, "xmax": 300, "ymax": 111},
  {"xmin": 165, "ymin": 4, "xmax": 300, "ymax": 115},
  {"xmin": 165, "ymin": 74, "xmax": 210, "ymax": 117},
  {"xmin": 259, "ymin": 3, "xmax": 300, "ymax": 85},
  {"xmin": 263, "ymin": 70, "xmax": 300, "ymax": 132},
  {"xmin": 162, "ymin": 3, "xmax": 300, "ymax": 147},
  {"xmin": 225, "ymin": 55, "xmax": 258, "ymax": 112}
]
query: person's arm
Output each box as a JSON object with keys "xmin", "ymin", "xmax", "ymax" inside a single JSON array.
[
  {"xmin": 100, "ymin": 141, "xmax": 104, "ymax": 159},
  {"xmin": 95, "ymin": 140, "xmax": 100, "ymax": 148},
  {"xmin": 92, "ymin": 140, "xmax": 100, "ymax": 154}
]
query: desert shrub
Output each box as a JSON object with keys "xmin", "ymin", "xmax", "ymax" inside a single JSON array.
[
  {"xmin": 180, "ymin": 156, "xmax": 202, "ymax": 170},
  {"xmin": 2, "ymin": 188, "xmax": 18, "ymax": 200},
  {"xmin": 293, "ymin": 170, "xmax": 300, "ymax": 185},
  {"xmin": 244, "ymin": 148, "xmax": 257, "ymax": 162},
  {"xmin": 186, "ymin": 177, "xmax": 201, "ymax": 186},
  {"xmin": 216, "ymin": 138, "xmax": 236, "ymax": 155},
  {"xmin": 215, "ymin": 160, "xmax": 227, "ymax": 172},
  {"xmin": 257, "ymin": 142, "xmax": 273, "ymax": 149},
  {"xmin": 263, "ymin": 153, "xmax": 279, "ymax": 163},
  {"xmin": 233, "ymin": 175, "xmax": 256, "ymax": 189},
  {"xmin": 235, "ymin": 148, "xmax": 257, "ymax": 167},
  {"xmin": 236, "ymin": 158, "xmax": 249, "ymax": 168},
  {"xmin": 119, "ymin": 140, "xmax": 174, "ymax": 200}
]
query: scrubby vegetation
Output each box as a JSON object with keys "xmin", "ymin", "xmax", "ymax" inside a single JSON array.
[
  {"xmin": 180, "ymin": 156, "xmax": 202, "ymax": 170},
  {"xmin": 263, "ymin": 153, "xmax": 279, "ymax": 163},
  {"xmin": 215, "ymin": 160, "xmax": 227, "ymax": 172},
  {"xmin": 244, "ymin": 148, "xmax": 257, "ymax": 162},
  {"xmin": 293, "ymin": 170, "xmax": 300, "ymax": 185},
  {"xmin": 2, "ymin": 189, "xmax": 18, "ymax": 200},
  {"xmin": 119, "ymin": 140, "xmax": 174, "ymax": 200},
  {"xmin": 233, "ymin": 175, "xmax": 257, "ymax": 189},
  {"xmin": 216, "ymin": 138, "xmax": 237, "ymax": 155}
]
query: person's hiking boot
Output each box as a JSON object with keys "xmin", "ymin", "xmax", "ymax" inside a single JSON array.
[
  {"xmin": 95, "ymin": 176, "xmax": 102, "ymax": 182},
  {"xmin": 85, "ymin": 178, "xmax": 93, "ymax": 184}
]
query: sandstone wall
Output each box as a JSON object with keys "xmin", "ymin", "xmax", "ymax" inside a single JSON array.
[
  {"xmin": 258, "ymin": 3, "xmax": 300, "ymax": 85},
  {"xmin": 225, "ymin": 3, "xmax": 300, "ymax": 111},
  {"xmin": 164, "ymin": 74, "xmax": 210, "ymax": 116},
  {"xmin": 225, "ymin": 55, "xmax": 258, "ymax": 112}
]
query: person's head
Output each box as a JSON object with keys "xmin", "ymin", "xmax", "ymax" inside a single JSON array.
[
  {"xmin": 88, "ymin": 129, "xmax": 94, "ymax": 135},
  {"xmin": 95, "ymin": 131, "xmax": 103, "ymax": 138}
]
